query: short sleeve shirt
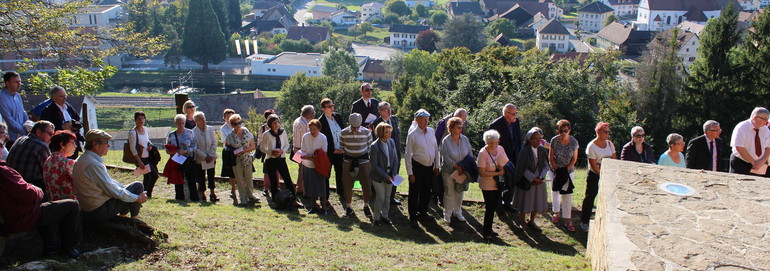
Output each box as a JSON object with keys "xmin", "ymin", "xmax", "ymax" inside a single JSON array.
[
  {"xmin": 550, "ymin": 136, "xmax": 579, "ymax": 170},
  {"xmin": 586, "ymin": 140, "xmax": 615, "ymax": 173},
  {"xmin": 477, "ymin": 146, "xmax": 509, "ymax": 191}
]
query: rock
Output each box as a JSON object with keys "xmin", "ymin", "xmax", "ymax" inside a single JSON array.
[
  {"xmin": 80, "ymin": 246, "xmax": 121, "ymax": 259},
  {"xmin": 18, "ymin": 260, "xmax": 63, "ymax": 270}
]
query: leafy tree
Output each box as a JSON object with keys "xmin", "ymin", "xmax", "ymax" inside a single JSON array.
[
  {"xmin": 383, "ymin": 13, "xmax": 402, "ymax": 24},
  {"xmin": 182, "ymin": 0, "xmax": 228, "ymax": 70},
  {"xmin": 21, "ymin": 63, "xmax": 118, "ymax": 96},
  {"xmin": 1, "ymin": 0, "xmax": 165, "ymax": 65},
  {"xmin": 438, "ymin": 14, "xmax": 485, "ymax": 53},
  {"xmin": 383, "ymin": 49, "xmax": 438, "ymax": 79},
  {"xmin": 633, "ymin": 28, "xmax": 684, "ymax": 151},
  {"xmin": 384, "ymin": 0, "xmax": 411, "ymax": 16},
  {"xmin": 321, "ymin": 48, "xmax": 358, "ymax": 81},
  {"xmin": 276, "ymin": 74, "xmax": 366, "ymax": 133},
  {"xmin": 682, "ymin": 2, "xmax": 743, "ymax": 135},
  {"xmin": 164, "ymin": 4, "xmax": 184, "ymax": 36},
  {"xmin": 280, "ymin": 39, "xmax": 315, "ymax": 53},
  {"xmin": 416, "ymin": 30, "xmax": 440, "ymax": 52},
  {"xmin": 430, "ymin": 11, "xmax": 448, "ymax": 26},
  {"xmin": 348, "ymin": 24, "xmax": 363, "ymax": 38},
  {"xmin": 734, "ymin": 9, "xmax": 770, "ymax": 107},
  {"xmin": 485, "ymin": 18, "xmax": 516, "ymax": 38},
  {"xmin": 523, "ymin": 39, "xmax": 536, "ymax": 50},
  {"xmin": 413, "ymin": 4, "xmax": 429, "ymax": 18},
  {"xmin": 164, "ymin": 25, "xmax": 184, "ymax": 68},
  {"xmin": 227, "ymin": 0, "xmax": 242, "ymax": 33},
  {"xmin": 604, "ymin": 14, "xmax": 618, "ymax": 27},
  {"xmin": 360, "ymin": 22, "xmax": 374, "ymax": 38}
]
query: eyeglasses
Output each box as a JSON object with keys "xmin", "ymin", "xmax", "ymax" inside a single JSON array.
[
  {"xmin": 362, "ymin": 88, "xmax": 372, "ymax": 92},
  {"xmin": 187, "ymin": 105, "xmax": 196, "ymax": 109},
  {"xmin": 633, "ymin": 134, "xmax": 645, "ymax": 138},
  {"xmin": 559, "ymin": 129, "xmax": 570, "ymax": 133},
  {"xmin": 708, "ymin": 129, "xmax": 722, "ymax": 132},
  {"xmin": 599, "ymin": 130, "xmax": 610, "ymax": 134},
  {"xmin": 232, "ymin": 121, "xmax": 244, "ymax": 126},
  {"xmin": 45, "ymin": 130, "xmax": 53, "ymax": 136},
  {"xmin": 326, "ymin": 104, "xmax": 335, "ymax": 108},
  {"xmin": 758, "ymin": 116, "xmax": 769, "ymax": 121}
]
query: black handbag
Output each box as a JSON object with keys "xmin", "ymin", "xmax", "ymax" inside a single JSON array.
[
  {"xmin": 487, "ymin": 150, "xmax": 508, "ymax": 190},
  {"xmin": 515, "ymin": 176, "xmax": 531, "ymax": 191}
]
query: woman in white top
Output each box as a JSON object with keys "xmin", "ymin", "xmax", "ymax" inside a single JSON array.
[
  {"xmin": 300, "ymin": 119, "xmax": 328, "ymax": 214},
  {"xmin": 219, "ymin": 109, "xmax": 237, "ymax": 201},
  {"xmin": 260, "ymin": 114, "xmax": 300, "ymax": 207},
  {"xmin": 581, "ymin": 121, "xmax": 617, "ymax": 232},
  {"xmin": 128, "ymin": 111, "xmax": 159, "ymax": 198}
]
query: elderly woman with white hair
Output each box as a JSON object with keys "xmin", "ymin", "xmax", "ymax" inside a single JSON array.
[
  {"xmin": 620, "ymin": 126, "xmax": 655, "ymax": 163},
  {"xmin": 513, "ymin": 127, "xmax": 550, "ymax": 231},
  {"xmin": 658, "ymin": 133, "xmax": 686, "ymax": 168},
  {"xmin": 166, "ymin": 114, "xmax": 199, "ymax": 201},
  {"xmin": 477, "ymin": 130, "xmax": 509, "ymax": 239}
]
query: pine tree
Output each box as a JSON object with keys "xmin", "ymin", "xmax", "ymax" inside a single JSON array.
[
  {"xmin": 682, "ymin": 2, "xmax": 742, "ymax": 131},
  {"xmin": 210, "ymin": 0, "xmax": 230, "ymax": 37},
  {"xmin": 735, "ymin": 9, "xmax": 770, "ymax": 102},
  {"xmin": 182, "ymin": 0, "xmax": 227, "ymax": 70},
  {"xmin": 227, "ymin": 0, "xmax": 242, "ymax": 33}
]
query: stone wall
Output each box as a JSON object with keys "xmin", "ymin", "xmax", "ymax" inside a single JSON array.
[
  {"xmin": 191, "ymin": 94, "xmax": 277, "ymax": 125},
  {"xmin": 587, "ymin": 160, "xmax": 770, "ymax": 270}
]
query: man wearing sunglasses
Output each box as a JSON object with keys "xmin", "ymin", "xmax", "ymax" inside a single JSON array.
[
  {"xmin": 686, "ymin": 120, "xmax": 724, "ymax": 172},
  {"xmin": 7, "ymin": 121, "xmax": 54, "ymax": 192},
  {"xmin": 350, "ymin": 83, "xmax": 380, "ymax": 129}
]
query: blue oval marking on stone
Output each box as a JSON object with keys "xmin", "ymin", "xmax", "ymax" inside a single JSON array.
[{"xmin": 659, "ymin": 182, "xmax": 696, "ymax": 196}]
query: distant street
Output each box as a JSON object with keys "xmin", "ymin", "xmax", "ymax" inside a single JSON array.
[{"xmin": 293, "ymin": 0, "xmax": 315, "ymax": 25}]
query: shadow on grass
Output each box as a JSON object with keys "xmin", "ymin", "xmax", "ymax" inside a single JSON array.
[{"xmin": 496, "ymin": 210, "xmax": 582, "ymax": 256}]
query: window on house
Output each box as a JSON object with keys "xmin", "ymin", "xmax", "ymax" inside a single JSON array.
[
  {"xmin": 686, "ymin": 48, "xmax": 689, "ymax": 52},
  {"xmin": 688, "ymin": 57, "xmax": 695, "ymax": 62}
]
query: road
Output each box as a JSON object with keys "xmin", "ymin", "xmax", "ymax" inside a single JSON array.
[{"xmin": 293, "ymin": 0, "xmax": 315, "ymax": 25}]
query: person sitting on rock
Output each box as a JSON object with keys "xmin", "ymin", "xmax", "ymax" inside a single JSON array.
[
  {"xmin": 0, "ymin": 160, "xmax": 83, "ymax": 258},
  {"xmin": 73, "ymin": 129, "xmax": 147, "ymax": 223}
]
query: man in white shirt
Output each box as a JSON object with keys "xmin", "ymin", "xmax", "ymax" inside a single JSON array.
[
  {"xmin": 729, "ymin": 107, "xmax": 770, "ymax": 175},
  {"xmin": 404, "ymin": 109, "xmax": 440, "ymax": 228},
  {"xmin": 293, "ymin": 105, "xmax": 315, "ymax": 195}
]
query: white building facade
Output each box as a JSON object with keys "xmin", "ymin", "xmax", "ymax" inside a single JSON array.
[{"xmin": 634, "ymin": 0, "xmax": 720, "ymax": 31}]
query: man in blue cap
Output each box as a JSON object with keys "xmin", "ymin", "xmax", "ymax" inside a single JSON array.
[{"xmin": 404, "ymin": 109, "xmax": 440, "ymax": 228}]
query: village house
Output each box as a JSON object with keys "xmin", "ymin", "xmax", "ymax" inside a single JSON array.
[
  {"xmin": 286, "ymin": 25, "xmax": 331, "ymax": 43},
  {"xmin": 251, "ymin": 1, "xmax": 283, "ymax": 18},
  {"xmin": 482, "ymin": 0, "xmax": 562, "ymax": 19},
  {"xmin": 360, "ymin": 2, "xmax": 383, "ymax": 21},
  {"xmin": 251, "ymin": 52, "xmax": 369, "ymax": 77},
  {"xmin": 388, "ymin": 24, "xmax": 430, "ymax": 49},
  {"xmin": 648, "ymin": 26, "xmax": 700, "ymax": 67},
  {"xmin": 633, "ymin": 0, "xmax": 721, "ymax": 31},
  {"xmin": 330, "ymin": 10, "xmax": 360, "ymax": 25},
  {"xmin": 310, "ymin": 5, "xmax": 339, "ymax": 21},
  {"xmin": 596, "ymin": 21, "xmax": 655, "ymax": 57},
  {"xmin": 447, "ymin": 1, "xmax": 485, "ymax": 21},
  {"xmin": 536, "ymin": 18, "xmax": 570, "ymax": 53},
  {"xmin": 598, "ymin": 0, "xmax": 640, "ymax": 17},
  {"xmin": 404, "ymin": 0, "xmax": 434, "ymax": 8},
  {"xmin": 359, "ymin": 59, "xmax": 392, "ymax": 82},
  {"xmin": 578, "ymin": 1, "xmax": 614, "ymax": 32}
]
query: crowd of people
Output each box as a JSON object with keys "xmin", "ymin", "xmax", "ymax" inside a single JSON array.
[{"xmin": 1, "ymin": 70, "xmax": 769, "ymax": 259}]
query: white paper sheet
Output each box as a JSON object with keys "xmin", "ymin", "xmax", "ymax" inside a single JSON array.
[
  {"xmin": 171, "ymin": 153, "xmax": 187, "ymax": 165},
  {"xmin": 133, "ymin": 166, "xmax": 150, "ymax": 176},
  {"xmin": 391, "ymin": 174, "xmax": 404, "ymax": 186},
  {"xmin": 751, "ymin": 164, "xmax": 768, "ymax": 175},
  {"xmin": 233, "ymin": 147, "xmax": 244, "ymax": 155},
  {"xmin": 450, "ymin": 170, "xmax": 465, "ymax": 183},
  {"xmin": 292, "ymin": 151, "xmax": 302, "ymax": 163},
  {"xmin": 201, "ymin": 160, "xmax": 216, "ymax": 170},
  {"xmin": 365, "ymin": 113, "xmax": 377, "ymax": 124}
]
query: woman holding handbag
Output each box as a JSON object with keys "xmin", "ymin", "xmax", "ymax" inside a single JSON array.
[
  {"xmin": 477, "ymin": 130, "xmax": 508, "ymax": 239},
  {"xmin": 128, "ymin": 111, "xmax": 160, "ymax": 198},
  {"xmin": 513, "ymin": 128, "xmax": 550, "ymax": 232},
  {"xmin": 548, "ymin": 119, "xmax": 578, "ymax": 232},
  {"xmin": 226, "ymin": 114, "xmax": 260, "ymax": 206}
]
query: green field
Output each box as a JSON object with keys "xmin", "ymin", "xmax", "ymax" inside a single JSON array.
[
  {"xmin": 96, "ymin": 107, "xmax": 177, "ymax": 131},
  {"xmin": 334, "ymin": 26, "xmax": 390, "ymax": 45},
  {"xmin": 42, "ymin": 163, "xmax": 590, "ymax": 269}
]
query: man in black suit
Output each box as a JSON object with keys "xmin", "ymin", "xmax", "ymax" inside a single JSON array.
[
  {"xmin": 686, "ymin": 120, "xmax": 724, "ymax": 171},
  {"xmin": 487, "ymin": 104, "xmax": 521, "ymax": 212},
  {"xmin": 350, "ymin": 83, "xmax": 379, "ymax": 129},
  {"xmin": 39, "ymin": 86, "xmax": 84, "ymax": 158},
  {"xmin": 371, "ymin": 101, "xmax": 402, "ymax": 205}
]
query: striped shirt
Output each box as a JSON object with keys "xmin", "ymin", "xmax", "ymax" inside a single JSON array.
[{"xmin": 340, "ymin": 126, "xmax": 372, "ymax": 163}]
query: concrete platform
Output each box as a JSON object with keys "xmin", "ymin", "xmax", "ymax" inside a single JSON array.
[{"xmin": 587, "ymin": 160, "xmax": 770, "ymax": 270}]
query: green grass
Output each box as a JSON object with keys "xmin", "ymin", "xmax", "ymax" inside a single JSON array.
[
  {"xmin": 334, "ymin": 26, "xmax": 390, "ymax": 45},
  {"xmin": 61, "ymin": 168, "xmax": 591, "ymax": 270},
  {"xmin": 96, "ymin": 107, "xmax": 177, "ymax": 131},
  {"xmin": 562, "ymin": 12, "xmax": 577, "ymax": 19},
  {"xmin": 96, "ymin": 92, "xmax": 172, "ymax": 97}
]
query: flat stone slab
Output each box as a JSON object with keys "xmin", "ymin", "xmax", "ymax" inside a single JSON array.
[{"xmin": 587, "ymin": 160, "xmax": 770, "ymax": 271}]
